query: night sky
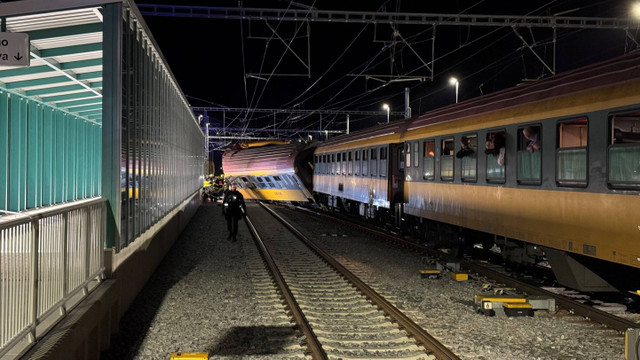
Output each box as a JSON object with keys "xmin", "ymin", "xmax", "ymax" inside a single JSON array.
[{"xmin": 136, "ymin": 0, "xmax": 633, "ymax": 136}]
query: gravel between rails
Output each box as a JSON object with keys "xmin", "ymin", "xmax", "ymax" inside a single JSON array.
[
  {"xmin": 101, "ymin": 203, "xmax": 305, "ymax": 360},
  {"xmin": 275, "ymin": 206, "xmax": 625, "ymax": 360}
]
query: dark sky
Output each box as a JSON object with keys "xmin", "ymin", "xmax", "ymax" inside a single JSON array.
[{"xmin": 136, "ymin": 0, "xmax": 633, "ymax": 135}]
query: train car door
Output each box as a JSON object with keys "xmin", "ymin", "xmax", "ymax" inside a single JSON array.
[{"xmin": 388, "ymin": 143, "xmax": 405, "ymax": 205}]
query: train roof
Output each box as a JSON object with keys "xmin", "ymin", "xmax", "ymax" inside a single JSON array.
[
  {"xmin": 222, "ymin": 141, "xmax": 316, "ymax": 176},
  {"xmin": 315, "ymin": 117, "xmax": 412, "ymax": 153}
]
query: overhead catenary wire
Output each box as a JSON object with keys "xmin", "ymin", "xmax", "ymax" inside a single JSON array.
[
  {"xmin": 242, "ymin": 1, "xmax": 318, "ymax": 129},
  {"xmin": 207, "ymin": 0, "xmax": 624, "ymax": 142}
]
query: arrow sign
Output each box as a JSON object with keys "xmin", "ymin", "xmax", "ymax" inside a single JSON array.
[{"xmin": 0, "ymin": 32, "xmax": 30, "ymax": 68}]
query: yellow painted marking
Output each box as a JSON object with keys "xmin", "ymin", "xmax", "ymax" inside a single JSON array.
[
  {"xmin": 503, "ymin": 302, "xmax": 532, "ymax": 308},
  {"xmin": 476, "ymin": 296, "xmax": 527, "ymax": 303},
  {"xmin": 420, "ymin": 269, "xmax": 441, "ymax": 274}
]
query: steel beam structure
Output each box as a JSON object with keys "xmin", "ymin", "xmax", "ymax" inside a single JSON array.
[
  {"xmin": 137, "ymin": 5, "xmax": 635, "ymax": 30},
  {"xmin": 204, "ymin": 126, "xmax": 344, "ymax": 134},
  {"xmin": 192, "ymin": 106, "xmax": 405, "ymax": 116}
]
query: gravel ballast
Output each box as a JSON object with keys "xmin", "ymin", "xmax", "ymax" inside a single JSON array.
[
  {"xmin": 101, "ymin": 203, "xmax": 304, "ymax": 360},
  {"xmin": 276, "ymin": 206, "xmax": 626, "ymax": 360},
  {"xmin": 101, "ymin": 202, "xmax": 627, "ymax": 359}
]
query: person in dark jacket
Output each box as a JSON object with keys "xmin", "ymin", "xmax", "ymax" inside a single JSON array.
[{"xmin": 222, "ymin": 183, "xmax": 246, "ymax": 241}]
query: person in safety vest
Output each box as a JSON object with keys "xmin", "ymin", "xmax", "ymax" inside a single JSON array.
[{"xmin": 222, "ymin": 183, "xmax": 246, "ymax": 242}]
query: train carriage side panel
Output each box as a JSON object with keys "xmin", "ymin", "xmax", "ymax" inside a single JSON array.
[
  {"xmin": 313, "ymin": 120, "xmax": 410, "ymax": 208},
  {"xmin": 401, "ymin": 52, "xmax": 640, "ymax": 277},
  {"xmin": 404, "ymin": 182, "xmax": 640, "ymax": 269}
]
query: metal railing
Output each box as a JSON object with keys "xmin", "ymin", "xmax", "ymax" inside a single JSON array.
[{"xmin": 0, "ymin": 198, "xmax": 106, "ymax": 358}]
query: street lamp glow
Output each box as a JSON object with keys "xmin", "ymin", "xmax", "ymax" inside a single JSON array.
[
  {"xmin": 382, "ymin": 103, "xmax": 390, "ymax": 123},
  {"xmin": 449, "ymin": 77, "xmax": 459, "ymax": 103},
  {"xmin": 633, "ymin": 2, "xmax": 640, "ymax": 18}
]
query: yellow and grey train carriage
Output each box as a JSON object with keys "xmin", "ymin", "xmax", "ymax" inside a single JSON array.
[
  {"xmin": 312, "ymin": 120, "xmax": 409, "ymax": 220},
  {"xmin": 222, "ymin": 141, "xmax": 316, "ymax": 202},
  {"xmin": 398, "ymin": 52, "xmax": 640, "ymax": 292}
]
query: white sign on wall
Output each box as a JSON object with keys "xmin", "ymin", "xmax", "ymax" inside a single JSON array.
[{"xmin": 0, "ymin": 32, "xmax": 30, "ymax": 68}]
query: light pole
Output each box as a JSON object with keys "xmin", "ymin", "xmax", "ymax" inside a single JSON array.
[
  {"xmin": 449, "ymin": 77, "xmax": 459, "ymax": 103},
  {"xmin": 382, "ymin": 103, "xmax": 390, "ymax": 123}
]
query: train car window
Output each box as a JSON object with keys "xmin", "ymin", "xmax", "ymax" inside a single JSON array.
[
  {"xmin": 440, "ymin": 138, "xmax": 454, "ymax": 181},
  {"xmin": 362, "ymin": 149, "xmax": 368, "ymax": 176},
  {"xmin": 326, "ymin": 154, "xmax": 330, "ymax": 174},
  {"xmin": 273, "ymin": 175, "xmax": 281, "ymax": 181},
  {"xmin": 486, "ymin": 130, "xmax": 506, "ymax": 183},
  {"xmin": 371, "ymin": 148, "xmax": 378, "ymax": 176},
  {"xmin": 265, "ymin": 176, "xmax": 274, "ymax": 188},
  {"xmin": 608, "ymin": 113, "xmax": 640, "ymax": 189},
  {"xmin": 331, "ymin": 153, "xmax": 336, "ymax": 175},
  {"xmin": 342, "ymin": 152, "xmax": 347, "ymax": 175},
  {"xmin": 517, "ymin": 125, "xmax": 541, "ymax": 185},
  {"xmin": 557, "ymin": 119, "xmax": 588, "ymax": 186},
  {"xmin": 380, "ymin": 147, "xmax": 388, "ymax": 177},
  {"xmin": 255, "ymin": 176, "xmax": 267, "ymax": 189},
  {"xmin": 348, "ymin": 151, "xmax": 353, "ymax": 175},
  {"xmin": 241, "ymin": 176, "xmax": 256, "ymax": 189},
  {"xmin": 423, "ymin": 140, "xmax": 435, "ymax": 180},
  {"xmin": 413, "ymin": 142, "xmax": 419, "ymax": 168},
  {"xmin": 405, "ymin": 143, "xmax": 411, "ymax": 168},
  {"xmin": 460, "ymin": 134, "xmax": 477, "ymax": 182},
  {"xmin": 325, "ymin": 154, "xmax": 329, "ymax": 174},
  {"xmin": 355, "ymin": 150, "xmax": 361, "ymax": 175}
]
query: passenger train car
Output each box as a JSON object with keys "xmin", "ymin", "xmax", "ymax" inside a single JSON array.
[
  {"xmin": 223, "ymin": 52, "xmax": 640, "ymax": 293},
  {"xmin": 222, "ymin": 141, "xmax": 316, "ymax": 202}
]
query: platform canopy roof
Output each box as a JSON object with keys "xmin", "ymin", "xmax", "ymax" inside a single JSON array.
[{"xmin": 0, "ymin": 1, "xmax": 110, "ymax": 123}]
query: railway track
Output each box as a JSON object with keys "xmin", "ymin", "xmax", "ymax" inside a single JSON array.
[
  {"xmin": 294, "ymin": 205, "xmax": 639, "ymax": 334},
  {"xmin": 244, "ymin": 202, "xmax": 460, "ymax": 360}
]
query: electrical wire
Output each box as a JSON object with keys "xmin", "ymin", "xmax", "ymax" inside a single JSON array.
[
  {"xmin": 244, "ymin": 1, "xmax": 318, "ymax": 127},
  {"xmin": 212, "ymin": 0, "xmax": 623, "ymax": 142}
]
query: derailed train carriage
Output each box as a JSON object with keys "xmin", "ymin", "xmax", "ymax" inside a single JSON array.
[
  {"xmin": 222, "ymin": 141, "xmax": 316, "ymax": 202},
  {"xmin": 223, "ymin": 52, "xmax": 640, "ymax": 293}
]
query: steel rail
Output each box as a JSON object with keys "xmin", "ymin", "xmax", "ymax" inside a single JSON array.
[
  {"xmin": 305, "ymin": 207, "xmax": 640, "ymax": 334},
  {"xmin": 243, "ymin": 213, "xmax": 328, "ymax": 360},
  {"xmin": 261, "ymin": 203, "xmax": 461, "ymax": 360}
]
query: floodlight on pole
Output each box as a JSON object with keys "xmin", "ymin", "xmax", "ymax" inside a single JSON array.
[
  {"xmin": 633, "ymin": 2, "xmax": 640, "ymax": 18},
  {"xmin": 449, "ymin": 77, "xmax": 459, "ymax": 104},
  {"xmin": 382, "ymin": 103, "xmax": 390, "ymax": 123}
]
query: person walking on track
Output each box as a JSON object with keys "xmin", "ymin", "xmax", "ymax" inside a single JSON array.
[{"xmin": 222, "ymin": 183, "xmax": 246, "ymax": 242}]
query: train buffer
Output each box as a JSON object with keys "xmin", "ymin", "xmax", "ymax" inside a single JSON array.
[{"xmin": 475, "ymin": 294, "xmax": 555, "ymax": 317}]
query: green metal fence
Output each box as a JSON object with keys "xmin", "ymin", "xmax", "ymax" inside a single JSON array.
[{"xmin": 0, "ymin": 90, "xmax": 101, "ymax": 213}]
